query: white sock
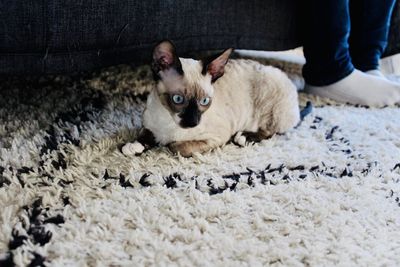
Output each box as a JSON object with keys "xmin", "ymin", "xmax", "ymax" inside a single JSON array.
[
  {"xmin": 304, "ymin": 69, "xmax": 400, "ymax": 107},
  {"xmin": 366, "ymin": 69, "xmax": 386, "ymax": 79}
]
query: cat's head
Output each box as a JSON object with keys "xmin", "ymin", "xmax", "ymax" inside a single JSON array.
[{"xmin": 151, "ymin": 40, "xmax": 233, "ymax": 128}]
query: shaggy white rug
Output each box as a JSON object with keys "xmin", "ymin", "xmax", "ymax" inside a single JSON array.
[{"xmin": 0, "ymin": 61, "xmax": 400, "ymax": 267}]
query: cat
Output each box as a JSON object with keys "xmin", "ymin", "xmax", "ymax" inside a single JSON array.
[{"xmin": 122, "ymin": 40, "xmax": 302, "ymax": 157}]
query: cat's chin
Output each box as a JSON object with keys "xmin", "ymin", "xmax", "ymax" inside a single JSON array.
[{"xmin": 178, "ymin": 122, "xmax": 200, "ymax": 129}]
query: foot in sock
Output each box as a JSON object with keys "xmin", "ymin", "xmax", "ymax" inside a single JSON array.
[
  {"xmin": 304, "ymin": 69, "xmax": 400, "ymax": 107},
  {"xmin": 366, "ymin": 69, "xmax": 386, "ymax": 79}
]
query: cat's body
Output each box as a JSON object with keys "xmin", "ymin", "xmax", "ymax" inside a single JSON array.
[
  {"xmin": 144, "ymin": 58, "xmax": 299, "ymax": 145},
  {"xmin": 139, "ymin": 42, "xmax": 300, "ymax": 157}
]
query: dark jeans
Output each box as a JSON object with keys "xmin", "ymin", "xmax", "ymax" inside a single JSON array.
[{"xmin": 302, "ymin": 0, "xmax": 396, "ymax": 86}]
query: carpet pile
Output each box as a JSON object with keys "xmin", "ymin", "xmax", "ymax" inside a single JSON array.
[{"xmin": 1, "ymin": 61, "xmax": 400, "ymax": 266}]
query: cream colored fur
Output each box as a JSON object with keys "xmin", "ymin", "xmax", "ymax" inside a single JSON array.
[{"xmin": 143, "ymin": 58, "xmax": 300, "ymax": 156}]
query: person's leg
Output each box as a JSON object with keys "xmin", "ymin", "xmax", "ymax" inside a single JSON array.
[
  {"xmin": 349, "ymin": 0, "xmax": 396, "ymax": 75},
  {"xmin": 303, "ymin": 0, "xmax": 400, "ymax": 107},
  {"xmin": 302, "ymin": 0, "xmax": 354, "ymax": 86}
]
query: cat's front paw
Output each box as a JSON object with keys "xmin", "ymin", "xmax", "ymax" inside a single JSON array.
[
  {"xmin": 232, "ymin": 131, "xmax": 267, "ymax": 146},
  {"xmin": 121, "ymin": 141, "xmax": 145, "ymax": 156},
  {"xmin": 168, "ymin": 142, "xmax": 193, "ymax": 157},
  {"xmin": 168, "ymin": 140, "xmax": 213, "ymax": 157},
  {"xmin": 233, "ymin": 132, "xmax": 247, "ymax": 147}
]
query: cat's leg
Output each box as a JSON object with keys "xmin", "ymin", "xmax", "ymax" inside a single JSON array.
[
  {"xmin": 258, "ymin": 101, "xmax": 300, "ymax": 138},
  {"xmin": 241, "ymin": 130, "xmax": 273, "ymax": 143},
  {"xmin": 270, "ymin": 98, "xmax": 300, "ymax": 134},
  {"xmin": 136, "ymin": 128, "xmax": 157, "ymax": 149},
  {"xmin": 121, "ymin": 128, "xmax": 157, "ymax": 156},
  {"xmin": 254, "ymin": 92, "xmax": 300, "ymax": 139},
  {"xmin": 168, "ymin": 140, "xmax": 218, "ymax": 157},
  {"xmin": 257, "ymin": 67, "xmax": 301, "ymax": 136},
  {"xmin": 232, "ymin": 129, "xmax": 274, "ymax": 146}
]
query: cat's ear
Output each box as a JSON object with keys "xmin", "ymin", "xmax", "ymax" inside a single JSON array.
[
  {"xmin": 152, "ymin": 40, "xmax": 183, "ymax": 79},
  {"xmin": 202, "ymin": 48, "xmax": 233, "ymax": 83}
]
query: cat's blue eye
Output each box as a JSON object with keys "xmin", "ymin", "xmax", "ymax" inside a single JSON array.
[
  {"xmin": 172, "ymin": 94, "xmax": 184, "ymax": 104},
  {"xmin": 199, "ymin": 97, "xmax": 210, "ymax": 106}
]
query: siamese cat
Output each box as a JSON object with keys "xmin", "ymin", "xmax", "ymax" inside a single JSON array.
[{"xmin": 122, "ymin": 40, "xmax": 301, "ymax": 157}]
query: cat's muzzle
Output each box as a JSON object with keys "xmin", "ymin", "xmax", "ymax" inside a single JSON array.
[
  {"xmin": 179, "ymin": 113, "xmax": 201, "ymax": 128},
  {"xmin": 179, "ymin": 100, "xmax": 201, "ymax": 128}
]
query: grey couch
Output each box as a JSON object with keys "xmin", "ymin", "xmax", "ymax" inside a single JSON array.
[{"xmin": 0, "ymin": 0, "xmax": 399, "ymax": 75}]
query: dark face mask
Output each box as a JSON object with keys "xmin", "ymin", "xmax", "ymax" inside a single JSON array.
[{"xmin": 179, "ymin": 98, "xmax": 201, "ymax": 128}]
